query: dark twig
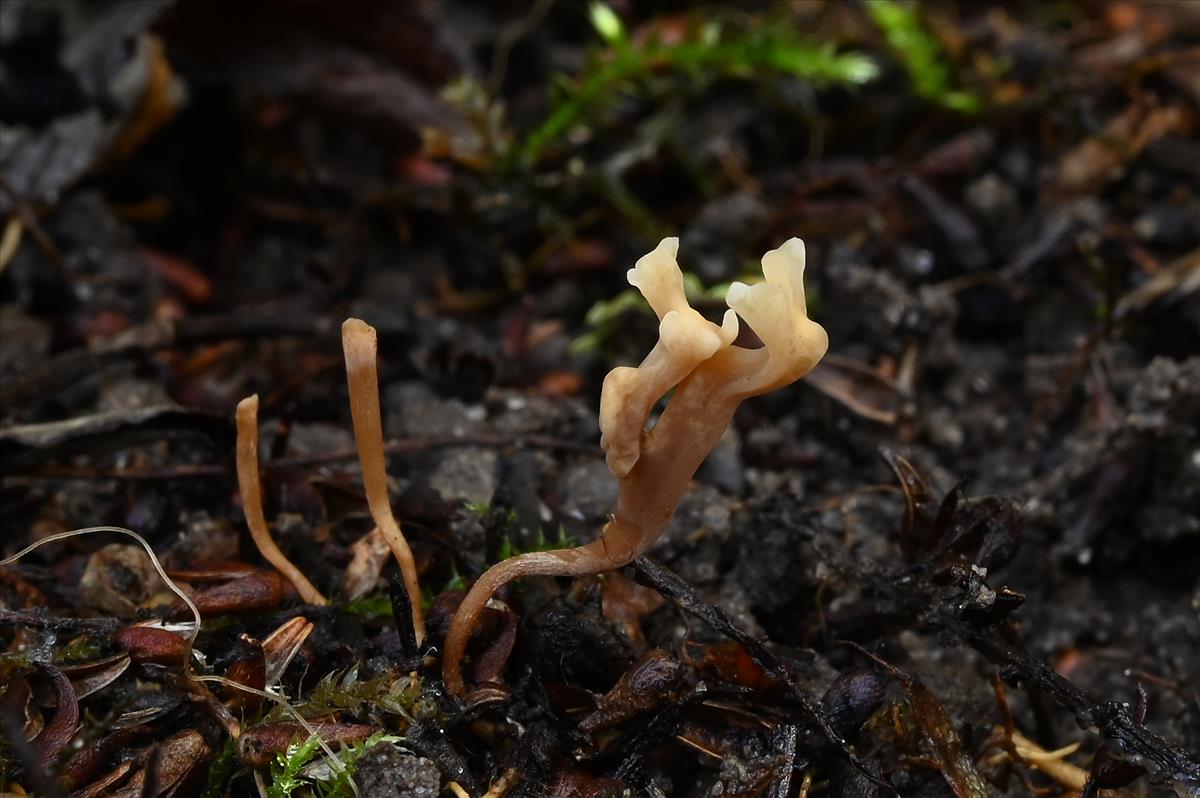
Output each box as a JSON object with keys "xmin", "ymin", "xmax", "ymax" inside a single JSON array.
[
  {"xmin": 950, "ymin": 619, "xmax": 1200, "ymax": 789},
  {"xmin": 0, "ymin": 610, "xmax": 122, "ymax": 635},
  {"xmin": 387, "ymin": 568, "xmax": 421, "ymax": 665},
  {"xmin": 0, "ymin": 173, "xmax": 65, "ymax": 268},
  {"xmin": 631, "ymin": 556, "xmax": 895, "ymax": 795},
  {"xmin": 2, "ymin": 311, "xmax": 356, "ymax": 406},
  {"xmin": 3, "ymin": 433, "xmax": 599, "ymax": 482},
  {"xmin": 814, "ymin": 524, "xmax": 1200, "ymax": 791},
  {"xmin": 878, "ymin": 566, "xmax": 1198, "ymax": 787}
]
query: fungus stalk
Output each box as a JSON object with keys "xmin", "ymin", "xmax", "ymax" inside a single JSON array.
[
  {"xmin": 342, "ymin": 318, "xmax": 426, "ymax": 643},
  {"xmin": 235, "ymin": 395, "xmax": 328, "ymax": 605},
  {"xmin": 442, "ymin": 237, "xmax": 828, "ymax": 698}
]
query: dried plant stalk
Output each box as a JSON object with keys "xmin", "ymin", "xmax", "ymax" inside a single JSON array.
[
  {"xmin": 342, "ymin": 318, "xmax": 426, "ymax": 643},
  {"xmin": 235, "ymin": 395, "xmax": 327, "ymax": 605},
  {"xmin": 442, "ymin": 238, "xmax": 828, "ymax": 698}
]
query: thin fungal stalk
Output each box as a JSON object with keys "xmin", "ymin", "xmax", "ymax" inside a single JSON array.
[
  {"xmin": 442, "ymin": 238, "xmax": 828, "ymax": 699},
  {"xmin": 236, "ymin": 395, "xmax": 327, "ymax": 605},
  {"xmin": 342, "ymin": 318, "xmax": 426, "ymax": 643}
]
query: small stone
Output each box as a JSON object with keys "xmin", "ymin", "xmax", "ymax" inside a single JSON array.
[
  {"xmin": 0, "ymin": 305, "xmax": 51, "ymax": 385},
  {"xmin": 97, "ymin": 377, "xmax": 171, "ymax": 412},
  {"xmin": 698, "ymin": 427, "xmax": 744, "ymax": 495},
  {"xmin": 353, "ymin": 744, "xmax": 440, "ymax": 798},
  {"xmin": 681, "ymin": 192, "xmax": 769, "ymax": 281},
  {"xmin": 426, "ymin": 448, "xmax": 497, "ymax": 507},
  {"xmin": 385, "ymin": 381, "xmax": 482, "ymax": 438},
  {"xmin": 561, "ymin": 458, "xmax": 619, "ymax": 522},
  {"xmin": 965, "ymin": 172, "xmax": 1017, "ymax": 223},
  {"xmin": 285, "ymin": 422, "xmax": 355, "ymax": 457}
]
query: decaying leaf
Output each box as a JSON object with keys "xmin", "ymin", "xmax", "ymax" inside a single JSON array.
[
  {"xmin": 805, "ymin": 354, "xmax": 906, "ymax": 425},
  {"xmin": 238, "ymin": 722, "xmax": 380, "ymax": 767},
  {"xmin": 857, "ymin": 649, "xmax": 989, "ymax": 798},
  {"xmin": 76, "ymin": 729, "xmax": 211, "ymax": 798},
  {"xmin": 601, "ymin": 571, "xmax": 666, "ymax": 647},
  {"xmin": 32, "ymin": 662, "xmax": 79, "ymax": 769},
  {"xmin": 343, "ymin": 525, "xmax": 392, "ymax": 600},
  {"xmin": 262, "ymin": 615, "xmax": 315, "ymax": 686},
  {"xmin": 176, "ymin": 569, "xmax": 293, "ymax": 617},
  {"xmin": 579, "ymin": 649, "xmax": 684, "ymax": 733},
  {"xmin": 1052, "ymin": 101, "xmax": 1192, "ymax": 196},
  {"xmin": 1114, "ymin": 247, "xmax": 1200, "ymax": 321},
  {"xmin": 61, "ymin": 652, "xmax": 132, "ymax": 698}
]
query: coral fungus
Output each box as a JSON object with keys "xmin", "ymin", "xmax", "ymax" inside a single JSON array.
[{"xmin": 442, "ymin": 237, "xmax": 828, "ymax": 699}]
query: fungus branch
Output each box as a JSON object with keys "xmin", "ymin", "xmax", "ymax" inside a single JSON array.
[
  {"xmin": 236, "ymin": 395, "xmax": 328, "ymax": 605},
  {"xmin": 442, "ymin": 238, "xmax": 828, "ymax": 698},
  {"xmin": 342, "ymin": 318, "xmax": 426, "ymax": 643}
]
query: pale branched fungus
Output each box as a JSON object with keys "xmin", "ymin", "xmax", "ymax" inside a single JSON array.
[
  {"xmin": 442, "ymin": 237, "xmax": 828, "ymax": 698},
  {"xmin": 235, "ymin": 395, "xmax": 328, "ymax": 605},
  {"xmin": 342, "ymin": 318, "xmax": 426, "ymax": 643}
]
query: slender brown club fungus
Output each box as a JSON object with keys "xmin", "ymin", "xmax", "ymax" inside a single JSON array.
[
  {"xmin": 442, "ymin": 237, "xmax": 828, "ymax": 699},
  {"xmin": 342, "ymin": 318, "xmax": 426, "ymax": 643},
  {"xmin": 235, "ymin": 395, "xmax": 328, "ymax": 605}
]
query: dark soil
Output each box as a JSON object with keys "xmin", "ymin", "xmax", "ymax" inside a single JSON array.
[{"xmin": 2, "ymin": 2, "xmax": 1198, "ymax": 797}]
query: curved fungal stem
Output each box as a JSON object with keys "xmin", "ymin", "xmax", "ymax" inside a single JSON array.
[
  {"xmin": 236, "ymin": 395, "xmax": 328, "ymax": 605},
  {"xmin": 342, "ymin": 318, "xmax": 426, "ymax": 644}
]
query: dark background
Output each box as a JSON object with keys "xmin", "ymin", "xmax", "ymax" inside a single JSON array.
[{"xmin": 1, "ymin": 2, "xmax": 1198, "ymax": 796}]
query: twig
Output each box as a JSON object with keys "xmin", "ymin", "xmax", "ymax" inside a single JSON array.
[
  {"xmin": 3, "ymin": 311, "xmax": 349, "ymax": 406},
  {"xmin": 0, "ymin": 173, "xmax": 64, "ymax": 268},
  {"xmin": 4, "ymin": 433, "xmax": 599, "ymax": 481},
  {"xmin": 631, "ymin": 557, "xmax": 895, "ymax": 796},
  {"xmin": 950, "ymin": 619, "xmax": 1200, "ymax": 789},
  {"xmin": 487, "ymin": 0, "xmax": 554, "ymax": 97},
  {"xmin": 814, "ymin": 526, "xmax": 1200, "ymax": 790},
  {"xmin": 0, "ymin": 610, "xmax": 122, "ymax": 635}
]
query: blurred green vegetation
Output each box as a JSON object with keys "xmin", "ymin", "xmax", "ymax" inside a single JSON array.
[
  {"xmin": 201, "ymin": 739, "xmax": 239, "ymax": 798},
  {"xmin": 441, "ymin": 1, "xmax": 985, "ymax": 295},
  {"xmin": 342, "ymin": 592, "xmax": 395, "ymax": 618},
  {"xmin": 520, "ymin": 2, "xmax": 880, "ymax": 165},
  {"xmin": 443, "ymin": 4, "xmax": 893, "ymax": 256},
  {"xmin": 864, "ymin": 0, "xmax": 980, "ymax": 112},
  {"xmin": 571, "ymin": 271, "xmax": 730, "ymax": 355},
  {"xmin": 498, "ymin": 524, "xmax": 574, "ymax": 562}
]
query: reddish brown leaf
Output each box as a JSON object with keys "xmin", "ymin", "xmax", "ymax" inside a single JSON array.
[
  {"xmin": 34, "ymin": 662, "xmax": 79, "ymax": 769},
  {"xmin": 116, "ymin": 626, "xmax": 188, "ymax": 665},
  {"xmin": 176, "ymin": 570, "xmax": 293, "ymax": 617},
  {"xmin": 238, "ymin": 722, "xmax": 380, "ymax": 767}
]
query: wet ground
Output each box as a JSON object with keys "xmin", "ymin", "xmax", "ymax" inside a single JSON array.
[{"xmin": 1, "ymin": 2, "xmax": 1198, "ymax": 797}]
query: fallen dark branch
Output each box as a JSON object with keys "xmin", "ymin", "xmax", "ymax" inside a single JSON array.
[
  {"xmin": 3, "ymin": 433, "xmax": 599, "ymax": 482},
  {"xmin": 388, "ymin": 568, "xmax": 421, "ymax": 665},
  {"xmin": 817, "ymin": 529, "xmax": 1200, "ymax": 792},
  {"xmin": 0, "ymin": 405, "xmax": 233, "ymax": 469},
  {"xmin": 631, "ymin": 556, "xmax": 895, "ymax": 796},
  {"xmin": 2, "ymin": 310, "xmax": 395, "ymax": 407},
  {"xmin": 0, "ymin": 610, "xmax": 123, "ymax": 636},
  {"xmin": 951, "ymin": 618, "xmax": 1200, "ymax": 791}
]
